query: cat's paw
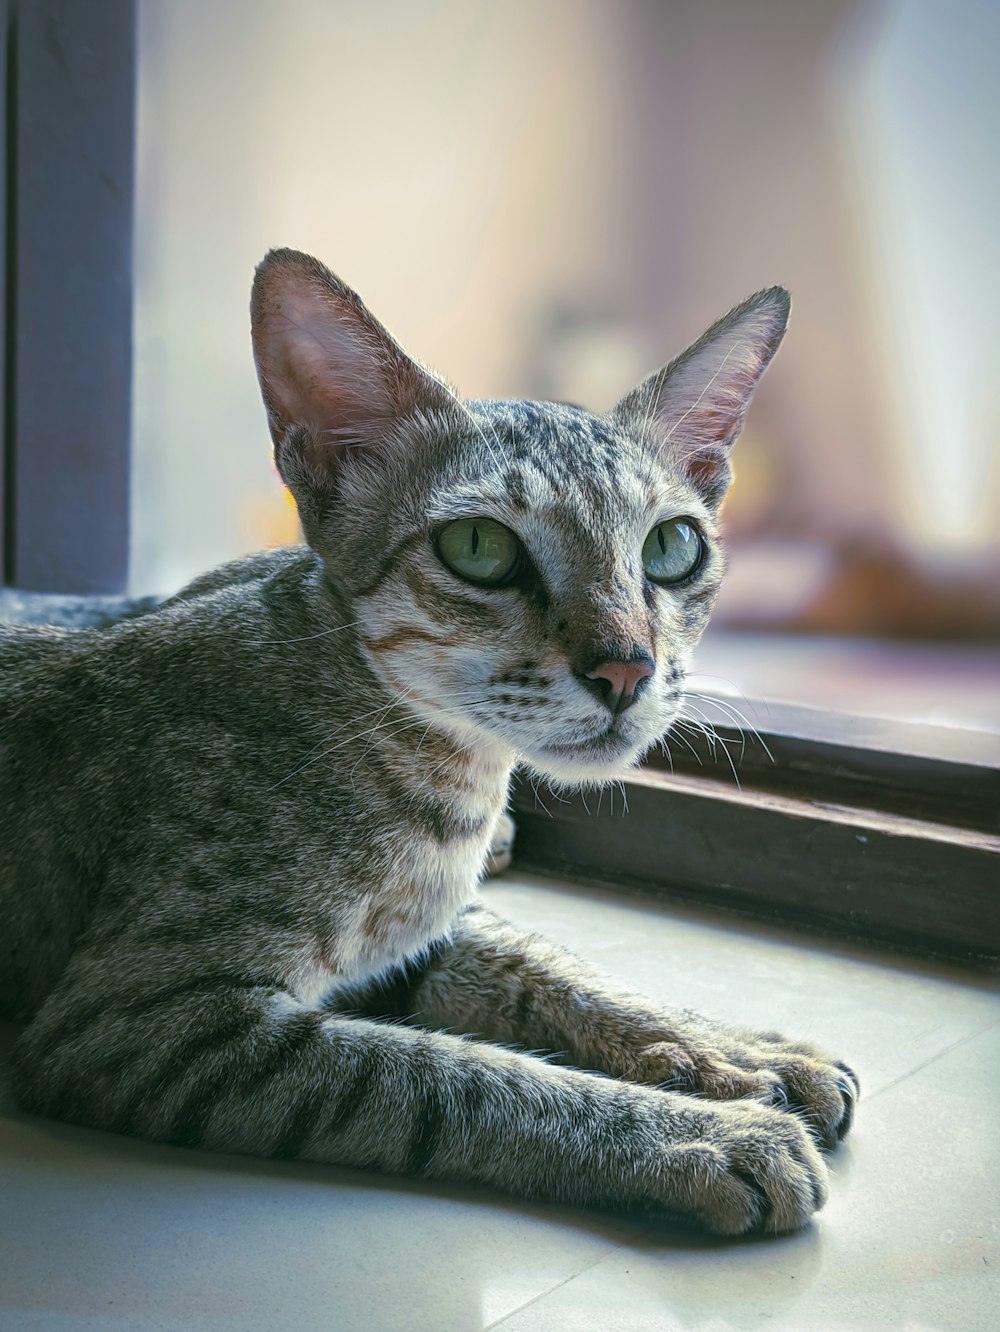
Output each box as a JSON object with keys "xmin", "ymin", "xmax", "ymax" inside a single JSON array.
[
  {"xmin": 653, "ymin": 1098, "xmax": 829, "ymax": 1235},
  {"xmin": 629, "ymin": 1029, "xmax": 858, "ymax": 1150}
]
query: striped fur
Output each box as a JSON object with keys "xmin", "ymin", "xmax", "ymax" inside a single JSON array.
[{"xmin": 0, "ymin": 252, "xmax": 856, "ymax": 1236}]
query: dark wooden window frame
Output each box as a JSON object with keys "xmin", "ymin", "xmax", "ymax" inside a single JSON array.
[
  {"xmin": 3, "ymin": 3, "xmax": 996, "ymax": 971},
  {"xmin": 511, "ymin": 697, "xmax": 999, "ymax": 970}
]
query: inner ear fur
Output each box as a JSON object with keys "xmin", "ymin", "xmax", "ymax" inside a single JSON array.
[
  {"xmin": 613, "ymin": 287, "xmax": 790, "ymax": 505},
  {"xmin": 250, "ymin": 248, "xmax": 460, "ymax": 502}
]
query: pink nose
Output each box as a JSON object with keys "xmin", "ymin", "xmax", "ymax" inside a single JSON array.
[{"xmin": 585, "ymin": 656, "xmax": 655, "ymax": 715}]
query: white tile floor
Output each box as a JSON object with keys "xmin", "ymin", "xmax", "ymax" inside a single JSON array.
[{"xmin": 1, "ymin": 874, "xmax": 997, "ymax": 1332}]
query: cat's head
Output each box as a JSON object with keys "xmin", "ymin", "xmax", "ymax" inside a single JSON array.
[{"xmin": 251, "ymin": 249, "xmax": 788, "ymax": 785}]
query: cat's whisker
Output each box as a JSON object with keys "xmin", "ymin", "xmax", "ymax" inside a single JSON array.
[
  {"xmin": 535, "ymin": 776, "xmax": 570, "ymax": 807},
  {"xmin": 415, "ymin": 737, "xmax": 478, "ymax": 788},
  {"xmin": 271, "ymin": 733, "xmax": 376, "ymax": 792},
  {"xmin": 352, "ymin": 709, "xmax": 452, "ymax": 758},
  {"xmin": 667, "ymin": 723, "xmax": 705, "ymax": 765},
  {"xmin": 253, "ymin": 619, "xmax": 364, "ymax": 646},
  {"xmin": 528, "ymin": 776, "xmax": 553, "ymax": 819},
  {"xmin": 332, "ymin": 684, "xmax": 494, "ymax": 764},
  {"xmin": 460, "ymin": 402, "xmax": 509, "ymax": 472},
  {"xmin": 668, "ymin": 713, "xmax": 745, "ymax": 783},
  {"xmin": 287, "ymin": 692, "xmax": 415, "ymax": 777},
  {"xmin": 412, "ymin": 722, "xmax": 434, "ymax": 760},
  {"xmin": 676, "ymin": 706, "xmax": 746, "ymax": 787},
  {"xmin": 351, "ymin": 695, "xmax": 429, "ymax": 771},
  {"xmin": 673, "ymin": 713, "xmax": 718, "ymax": 758},
  {"xmin": 691, "ymin": 696, "xmax": 749, "ymax": 765},
  {"xmin": 657, "ymin": 737, "xmax": 675, "ymax": 774},
  {"xmin": 678, "ymin": 709, "xmax": 742, "ymax": 788},
  {"xmin": 273, "ymin": 708, "xmax": 435, "ymax": 791},
  {"xmin": 681, "ymin": 712, "xmax": 746, "ymax": 758},
  {"xmin": 685, "ymin": 691, "xmax": 773, "ymax": 763},
  {"xmin": 349, "ymin": 717, "xmax": 432, "ymax": 784},
  {"xmin": 685, "ymin": 671, "xmax": 772, "ymax": 720},
  {"xmin": 676, "ymin": 702, "xmax": 726, "ymax": 755}
]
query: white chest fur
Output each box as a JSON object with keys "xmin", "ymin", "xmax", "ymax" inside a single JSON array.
[
  {"xmin": 288, "ymin": 823, "xmax": 493, "ymax": 1005},
  {"xmin": 349, "ymin": 830, "xmax": 488, "ymax": 979}
]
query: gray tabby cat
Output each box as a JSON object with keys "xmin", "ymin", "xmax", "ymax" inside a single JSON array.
[{"xmin": 0, "ymin": 250, "xmax": 856, "ymax": 1236}]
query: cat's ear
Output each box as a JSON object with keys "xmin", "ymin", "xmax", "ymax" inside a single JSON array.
[
  {"xmin": 613, "ymin": 287, "xmax": 790, "ymax": 506},
  {"xmin": 251, "ymin": 248, "xmax": 460, "ymax": 504}
]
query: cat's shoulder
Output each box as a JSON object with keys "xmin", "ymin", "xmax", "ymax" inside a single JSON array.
[
  {"xmin": 140, "ymin": 545, "xmax": 326, "ymax": 647},
  {"xmin": 0, "ymin": 546, "xmax": 325, "ymax": 678},
  {"xmin": 164, "ymin": 545, "xmax": 315, "ymax": 609}
]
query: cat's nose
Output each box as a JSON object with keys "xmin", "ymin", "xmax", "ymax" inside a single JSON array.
[{"xmin": 580, "ymin": 653, "xmax": 655, "ymax": 716}]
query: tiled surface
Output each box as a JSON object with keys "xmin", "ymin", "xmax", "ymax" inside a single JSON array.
[{"xmin": 1, "ymin": 875, "xmax": 998, "ymax": 1331}]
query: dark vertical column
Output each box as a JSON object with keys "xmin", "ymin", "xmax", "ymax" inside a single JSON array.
[
  {"xmin": 5, "ymin": 0, "xmax": 135, "ymax": 592},
  {"xmin": 0, "ymin": 0, "xmax": 10, "ymax": 572}
]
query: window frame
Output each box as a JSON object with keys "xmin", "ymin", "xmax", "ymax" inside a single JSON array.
[
  {"xmin": 2, "ymin": 0, "xmax": 135, "ymax": 595},
  {"xmin": 510, "ymin": 695, "xmax": 1000, "ymax": 969},
  {"xmin": 5, "ymin": 1, "xmax": 997, "ymax": 971}
]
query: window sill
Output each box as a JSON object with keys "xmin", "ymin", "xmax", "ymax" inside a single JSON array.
[{"xmin": 511, "ymin": 697, "xmax": 1000, "ymax": 970}]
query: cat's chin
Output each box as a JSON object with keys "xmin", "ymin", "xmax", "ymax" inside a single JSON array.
[{"xmin": 519, "ymin": 734, "xmax": 649, "ymax": 786}]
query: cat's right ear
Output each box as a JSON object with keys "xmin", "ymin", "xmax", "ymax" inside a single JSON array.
[
  {"xmin": 612, "ymin": 287, "xmax": 790, "ymax": 507},
  {"xmin": 251, "ymin": 249, "xmax": 459, "ymax": 512}
]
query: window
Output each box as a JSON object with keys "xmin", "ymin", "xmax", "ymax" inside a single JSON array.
[
  {"xmin": 6, "ymin": 0, "xmax": 997, "ymax": 966},
  {"xmin": 510, "ymin": 696, "xmax": 999, "ymax": 965}
]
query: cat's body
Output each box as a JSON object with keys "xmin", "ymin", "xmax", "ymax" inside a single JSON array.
[
  {"xmin": 0, "ymin": 546, "xmax": 487, "ymax": 1014},
  {"xmin": 0, "ymin": 252, "xmax": 856, "ymax": 1235}
]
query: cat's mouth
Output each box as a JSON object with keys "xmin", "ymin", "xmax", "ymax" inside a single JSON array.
[
  {"xmin": 544, "ymin": 726, "xmax": 627, "ymax": 756},
  {"xmin": 517, "ymin": 712, "xmax": 670, "ymax": 783},
  {"xmin": 533, "ymin": 723, "xmax": 645, "ymax": 766}
]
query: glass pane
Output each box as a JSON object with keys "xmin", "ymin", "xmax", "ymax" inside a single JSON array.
[{"xmin": 133, "ymin": 0, "xmax": 999, "ymax": 730}]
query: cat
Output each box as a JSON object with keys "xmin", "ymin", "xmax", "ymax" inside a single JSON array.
[{"xmin": 0, "ymin": 249, "xmax": 856, "ymax": 1236}]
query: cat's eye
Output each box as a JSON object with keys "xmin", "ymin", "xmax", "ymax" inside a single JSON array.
[
  {"xmin": 436, "ymin": 517, "xmax": 522, "ymax": 586},
  {"xmin": 642, "ymin": 519, "xmax": 703, "ymax": 585}
]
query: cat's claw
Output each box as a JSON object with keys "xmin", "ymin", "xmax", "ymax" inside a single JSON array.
[
  {"xmin": 834, "ymin": 1076, "xmax": 858, "ymax": 1140},
  {"xmin": 630, "ymin": 1030, "xmax": 859, "ymax": 1151}
]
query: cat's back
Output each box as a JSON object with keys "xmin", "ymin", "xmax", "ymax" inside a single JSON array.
[
  {"xmin": 0, "ymin": 620, "xmax": 80, "ymax": 684},
  {"xmin": 0, "ymin": 544, "xmax": 327, "ymax": 796},
  {"xmin": 0, "ymin": 546, "xmax": 327, "ymax": 1018}
]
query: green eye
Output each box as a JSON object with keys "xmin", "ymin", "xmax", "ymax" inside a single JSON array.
[
  {"xmin": 436, "ymin": 517, "xmax": 522, "ymax": 585},
  {"xmin": 642, "ymin": 519, "xmax": 703, "ymax": 584}
]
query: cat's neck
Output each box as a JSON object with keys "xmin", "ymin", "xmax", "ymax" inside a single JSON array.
[
  {"xmin": 308, "ymin": 564, "xmax": 515, "ymax": 831},
  {"xmin": 356, "ymin": 691, "xmax": 514, "ymax": 830}
]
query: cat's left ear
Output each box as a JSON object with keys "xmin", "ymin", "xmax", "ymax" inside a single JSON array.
[{"xmin": 613, "ymin": 287, "xmax": 790, "ymax": 506}]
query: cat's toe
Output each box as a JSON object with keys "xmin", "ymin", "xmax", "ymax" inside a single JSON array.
[
  {"xmin": 770, "ymin": 1056, "xmax": 860, "ymax": 1149},
  {"xmin": 661, "ymin": 1102, "xmax": 829, "ymax": 1235},
  {"xmin": 712, "ymin": 1033, "xmax": 860, "ymax": 1149}
]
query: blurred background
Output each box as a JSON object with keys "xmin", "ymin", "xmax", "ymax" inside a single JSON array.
[{"xmin": 131, "ymin": 0, "xmax": 999, "ymax": 730}]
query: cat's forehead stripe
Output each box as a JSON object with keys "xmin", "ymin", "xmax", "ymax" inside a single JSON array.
[{"xmin": 454, "ymin": 399, "xmax": 647, "ymax": 532}]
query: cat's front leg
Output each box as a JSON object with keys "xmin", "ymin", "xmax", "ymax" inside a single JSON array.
[
  {"xmin": 376, "ymin": 904, "xmax": 858, "ymax": 1149},
  {"xmin": 13, "ymin": 955, "xmax": 828, "ymax": 1235}
]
